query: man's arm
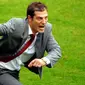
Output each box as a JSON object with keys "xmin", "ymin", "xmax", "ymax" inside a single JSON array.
[{"xmin": 44, "ymin": 32, "xmax": 61, "ymax": 68}]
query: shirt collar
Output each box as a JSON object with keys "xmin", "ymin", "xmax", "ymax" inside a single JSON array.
[{"xmin": 28, "ymin": 25, "xmax": 33, "ymax": 35}]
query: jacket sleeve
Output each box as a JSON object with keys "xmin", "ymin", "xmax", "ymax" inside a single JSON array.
[
  {"xmin": 45, "ymin": 26, "xmax": 61, "ymax": 68},
  {"xmin": 0, "ymin": 18, "xmax": 15, "ymax": 35}
]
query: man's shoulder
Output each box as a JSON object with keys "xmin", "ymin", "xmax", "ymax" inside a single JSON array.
[
  {"xmin": 7, "ymin": 18, "xmax": 26, "ymax": 28},
  {"xmin": 9, "ymin": 17, "xmax": 25, "ymax": 23},
  {"xmin": 45, "ymin": 22, "xmax": 52, "ymax": 32}
]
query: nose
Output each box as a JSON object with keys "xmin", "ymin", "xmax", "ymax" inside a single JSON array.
[{"xmin": 42, "ymin": 18, "xmax": 47, "ymax": 24}]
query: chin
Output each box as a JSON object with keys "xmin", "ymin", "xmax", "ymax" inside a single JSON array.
[
  {"xmin": 38, "ymin": 28, "xmax": 45, "ymax": 33},
  {"xmin": 39, "ymin": 30, "xmax": 44, "ymax": 33}
]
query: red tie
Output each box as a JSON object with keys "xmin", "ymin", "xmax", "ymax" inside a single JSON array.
[{"xmin": 0, "ymin": 34, "xmax": 35, "ymax": 62}]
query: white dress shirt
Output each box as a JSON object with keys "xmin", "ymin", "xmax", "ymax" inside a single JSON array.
[{"xmin": 0, "ymin": 25, "xmax": 50, "ymax": 71}]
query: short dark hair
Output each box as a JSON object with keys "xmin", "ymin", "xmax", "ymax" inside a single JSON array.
[{"xmin": 26, "ymin": 2, "xmax": 47, "ymax": 19}]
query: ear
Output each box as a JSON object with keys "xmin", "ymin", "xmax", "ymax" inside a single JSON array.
[{"xmin": 28, "ymin": 15, "xmax": 32, "ymax": 22}]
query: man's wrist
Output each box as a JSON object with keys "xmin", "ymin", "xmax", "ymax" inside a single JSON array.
[
  {"xmin": 41, "ymin": 58, "xmax": 47, "ymax": 65},
  {"xmin": 41, "ymin": 57, "xmax": 50, "ymax": 65}
]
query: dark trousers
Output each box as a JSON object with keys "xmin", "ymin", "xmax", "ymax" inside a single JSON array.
[{"xmin": 0, "ymin": 68, "xmax": 22, "ymax": 85}]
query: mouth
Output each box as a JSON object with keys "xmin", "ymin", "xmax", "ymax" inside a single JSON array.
[{"xmin": 39, "ymin": 25, "xmax": 45, "ymax": 28}]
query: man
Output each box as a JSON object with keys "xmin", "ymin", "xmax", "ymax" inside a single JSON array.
[{"xmin": 0, "ymin": 2, "xmax": 61, "ymax": 85}]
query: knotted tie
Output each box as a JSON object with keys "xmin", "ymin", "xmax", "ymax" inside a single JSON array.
[{"xmin": 0, "ymin": 34, "xmax": 35, "ymax": 62}]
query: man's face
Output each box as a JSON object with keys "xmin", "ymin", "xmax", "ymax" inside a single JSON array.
[{"xmin": 28, "ymin": 9, "xmax": 48, "ymax": 34}]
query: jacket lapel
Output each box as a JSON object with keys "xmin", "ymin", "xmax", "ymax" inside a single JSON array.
[{"xmin": 35, "ymin": 33, "xmax": 44, "ymax": 58}]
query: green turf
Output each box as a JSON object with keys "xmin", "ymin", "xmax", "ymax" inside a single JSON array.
[{"xmin": 0, "ymin": 0, "xmax": 85, "ymax": 85}]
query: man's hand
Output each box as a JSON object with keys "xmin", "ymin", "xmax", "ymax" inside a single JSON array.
[{"xmin": 28, "ymin": 58, "xmax": 46, "ymax": 67}]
